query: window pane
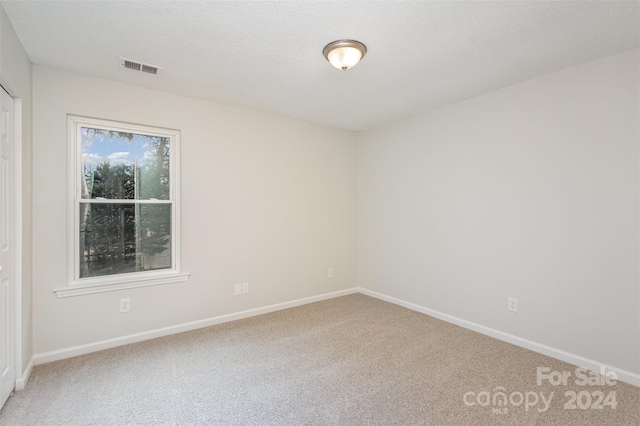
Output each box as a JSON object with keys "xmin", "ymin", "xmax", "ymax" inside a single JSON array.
[
  {"xmin": 81, "ymin": 127, "xmax": 170, "ymax": 200},
  {"xmin": 79, "ymin": 203, "xmax": 172, "ymax": 278}
]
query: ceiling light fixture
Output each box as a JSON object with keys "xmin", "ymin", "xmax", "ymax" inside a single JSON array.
[{"xmin": 323, "ymin": 39, "xmax": 367, "ymax": 71}]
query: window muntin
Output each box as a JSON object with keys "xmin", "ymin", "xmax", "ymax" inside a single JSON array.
[{"xmin": 69, "ymin": 116, "xmax": 181, "ymax": 287}]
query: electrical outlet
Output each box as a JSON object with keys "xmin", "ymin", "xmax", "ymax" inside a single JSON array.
[
  {"xmin": 120, "ymin": 298, "xmax": 130, "ymax": 313},
  {"xmin": 328, "ymin": 268, "xmax": 334, "ymax": 278},
  {"xmin": 508, "ymin": 297, "xmax": 518, "ymax": 313},
  {"xmin": 242, "ymin": 282, "xmax": 250, "ymax": 294},
  {"xmin": 234, "ymin": 283, "xmax": 242, "ymax": 296}
]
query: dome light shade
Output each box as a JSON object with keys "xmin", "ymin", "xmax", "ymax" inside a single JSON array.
[{"xmin": 323, "ymin": 40, "xmax": 367, "ymax": 71}]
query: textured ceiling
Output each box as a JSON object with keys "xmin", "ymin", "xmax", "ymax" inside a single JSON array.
[{"xmin": 3, "ymin": 1, "xmax": 639, "ymax": 131}]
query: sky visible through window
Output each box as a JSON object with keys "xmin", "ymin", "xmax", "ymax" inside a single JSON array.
[
  {"xmin": 81, "ymin": 127, "xmax": 167, "ymax": 169},
  {"xmin": 80, "ymin": 127, "xmax": 171, "ymax": 201}
]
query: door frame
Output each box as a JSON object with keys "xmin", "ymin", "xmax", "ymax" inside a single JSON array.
[{"xmin": 0, "ymin": 82, "xmax": 23, "ymax": 392}]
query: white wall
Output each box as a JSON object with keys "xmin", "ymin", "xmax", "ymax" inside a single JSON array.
[
  {"xmin": 27, "ymin": 39, "xmax": 640, "ymax": 379},
  {"xmin": 0, "ymin": 5, "xmax": 33, "ymax": 375},
  {"xmin": 358, "ymin": 48, "xmax": 640, "ymax": 374},
  {"xmin": 32, "ymin": 66, "xmax": 357, "ymax": 354}
]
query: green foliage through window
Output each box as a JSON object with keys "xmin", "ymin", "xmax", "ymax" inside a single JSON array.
[{"xmin": 78, "ymin": 127, "xmax": 173, "ymax": 279}]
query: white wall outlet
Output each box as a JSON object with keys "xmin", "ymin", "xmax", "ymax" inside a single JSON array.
[
  {"xmin": 120, "ymin": 298, "xmax": 130, "ymax": 313},
  {"xmin": 508, "ymin": 297, "xmax": 518, "ymax": 313},
  {"xmin": 242, "ymin": 282, "xmax": 250, "ymax": 294},
  {"xmin": 234, "ymin": 283, "xmax": 242, "ymax": 296},
  {"xmin": 328, "ymin": 268, "xmax": 334, "ymax": 278}
]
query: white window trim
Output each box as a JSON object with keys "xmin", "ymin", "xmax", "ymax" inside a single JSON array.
[{"xmin": 56, "ymin": 115, "xmax": 188, "ymax": 298}]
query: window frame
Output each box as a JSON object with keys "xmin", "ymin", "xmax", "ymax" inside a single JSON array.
[{"xmin": 57, "ymin": 115, "xmax": 188, "ymax": 298}]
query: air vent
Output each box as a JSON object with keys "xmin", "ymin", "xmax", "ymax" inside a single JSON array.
[
  {"xmin": 123, "ymin": 60, "xmax": 141, "ymax": 71},
  {"xmin": 141, "ymin": 64, "xmax": 158, "ymax": 75},
  {"xmin": 119, "ymin": 57, "xmax": 163, "ymax": 76}
]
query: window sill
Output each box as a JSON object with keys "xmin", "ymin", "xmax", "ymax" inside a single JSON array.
[{"xmin": 54, "ymin": 272, "xmax": 190, "ymax": 298}]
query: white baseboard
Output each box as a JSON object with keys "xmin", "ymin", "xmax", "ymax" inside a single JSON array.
[
  {"xmin": 15, "ymin": 356, "xmax": 34, "ymax": 390},
  {"xmin": 358, "ymin": 287, "xmax": 640, "ymax": 388},
  {"xmin": 33, "ymin": 288, "xmax": 358, "ymax": 366},
  {"xmin": 31, "ymin": 286, "xmax": 639, "ymax": 388}
]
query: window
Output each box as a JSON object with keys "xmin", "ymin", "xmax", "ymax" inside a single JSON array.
[{"xmin": 58, "ymin": 116, "xmax": 188, "ymax": 297}]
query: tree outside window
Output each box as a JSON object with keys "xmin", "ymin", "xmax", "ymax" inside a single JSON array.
[{"xmin": 68, "ymin": 117, "xmax": 181, "ymax": 285}]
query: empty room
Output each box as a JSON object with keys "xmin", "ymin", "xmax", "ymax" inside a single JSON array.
[{"xmin": 0, "ymin": 1, "xmax": 638, "ymax": 425}]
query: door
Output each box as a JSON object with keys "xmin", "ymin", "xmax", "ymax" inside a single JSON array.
[{"xmin": 0, "ymin": 86, "xmax": 15, "ymax": 408}]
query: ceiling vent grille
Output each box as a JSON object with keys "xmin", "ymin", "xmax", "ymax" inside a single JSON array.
[{"xmin": 119, "ymin": 57, "xmax": 163, "ymax": 76}]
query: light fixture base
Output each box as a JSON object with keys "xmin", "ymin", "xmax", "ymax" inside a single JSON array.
[{"xmin": 323, "ymin": 39, "xmax": 367, "ymax": 71}]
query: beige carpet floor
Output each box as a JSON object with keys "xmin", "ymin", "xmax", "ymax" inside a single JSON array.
[{"xmin": 0, "ymin": 294, "xmax": 638, "ymax": 425}]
